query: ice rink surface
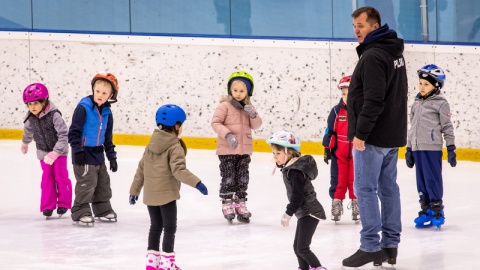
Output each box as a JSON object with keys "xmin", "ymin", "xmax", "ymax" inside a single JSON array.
[{"xmin": 1, "ymin": 140, "xmax": 478, "ymax": 270}]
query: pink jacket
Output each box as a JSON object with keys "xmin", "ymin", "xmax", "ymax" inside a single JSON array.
[{"xmin": 211, "ymin": 98, "xmax": 262, "ymax": 155}]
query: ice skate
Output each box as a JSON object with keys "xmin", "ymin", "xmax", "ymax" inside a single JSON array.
[
  {"xmin": 309, "ymin": 266, "xmax": 327, "ymax": 270},
  {"xmin": 234, "ymin": 197, "xmax": 251, "ymax": 223},
  {"xmin": 348, "ymin": 199, "xmax": 360, "ymax": 222},
  {"xmin": 146, "ymin": 250, "xmax": 160, "ymax": 270},
  {"xmin": 96, "ymin": 210, "xmax": 117, "ymax": 222},
  {"xmin": 380, "ymin": 247, "xmax": 397, "ymax": 269},
  {"xmin": 221, "ymin": 199, "xmax": 236, "ymax": 224},
  {"xmin": 430, "ymin": 201, "xmax": 445, "ymax": 229},
  {"xmin": 414, "ymin": 200, "xmax": 434, "ymax": 228},
  {"xmin": 331, "ymin": 199, "xmax": 343, "ymax": 222},
  {"xmin": 43, "ymin": 209, "xmax": 53, "ymax": 220},
  {"xmin": 74, "ymin": 213, "xmax": 95, "ymax": 227},
  {"xmin": 342, "ymin": 249, "xmax": 387, "ymax": 269},
  {"xmin": 159, "ymin": 252, "xmax": 181, "ymax": 270},
  {"xmin": 57, "ymin": 207, "xmax": 68, "ymax": 218}
]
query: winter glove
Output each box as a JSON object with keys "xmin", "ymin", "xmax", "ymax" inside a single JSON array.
[
  {"xmin": 74, "ymin": 152, "xmax": 86, "ymax": 166},
  {"xmin": 244, "ymin": 104, "xmax": 257, "ymax": 118},
  {"xmin": 447, "ymin": 145, "xmax": 457, "ymax": 167},
  {"xmin": 405, "ymin": 147, "xmax": 414, "ymax": 168},
  {"xmin": 21, "ymin": 143, "xmax": 28, "ymax": 154},
  {"xmin": 44, "ymin": 151, "xmax": 60, "ymax": 165},
  {"xmin": 195, "ymin": 181, "xmax": 208, "ymax": 195},
  {"xmin": 109, "ymin": 159, "xmax": 118, "ymax": 172},
  {"xmin": 226, "ymin": 133, "xmax": 238, "ymax": 149},
  {"xmin": 129, "ymin": 195, "xmax": 138, "ymax": 205},
  {"xmin": 324, "ymin": 148, "xmax": 331, "ymax": 165},
  {"xmin": 281, "ymin": 213, "xmax": 292, "ymax": 227}
]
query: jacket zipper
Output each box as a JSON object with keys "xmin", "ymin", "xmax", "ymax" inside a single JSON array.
[{"xmin": 96, "ymin": 106, "xmax": 102, "ymax": 146}]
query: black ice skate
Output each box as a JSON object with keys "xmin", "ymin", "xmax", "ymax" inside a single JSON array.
[
  {"xmin": 95, "ymin": 210, "xmax": 117, "ymax": 222},
  {"xmin": 43, "ymin": 209, "xmax": 53, "ymax": 220},
  {"xmin": 56, "ymin": 207, "xmax": 68, "ymax": 218},
  {"xmin": 342, "ymin": 249, "xmax": 387, "ymax": 269},
  {"xmin": 380, "ymin": 247, "xmax": 397, "ymax": 269}
]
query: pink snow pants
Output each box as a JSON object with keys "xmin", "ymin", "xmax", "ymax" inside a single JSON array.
[{"xmin": 40, "ymin": 156, "xmax": 72, "ymax": 212}]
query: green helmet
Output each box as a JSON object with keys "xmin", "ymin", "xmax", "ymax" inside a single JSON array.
[{"xmin": 227, "ymin": 71, "xmax": 254, "ymax": 96}]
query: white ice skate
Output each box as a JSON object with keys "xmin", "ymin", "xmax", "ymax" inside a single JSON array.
[
  {"xmin": 331, "ymin": 199, "xmax": 343, "ymax": 222},
  {"xmin": 74, "ymin": 214, "xmax": 95, "ymax": 227},
  {"xmin": 96, "ymin": 211, "xmax": 117, "ymax": 222}
]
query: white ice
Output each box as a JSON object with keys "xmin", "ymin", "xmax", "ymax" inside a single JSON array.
[{"xmin": 0, "ymin": 140, "xmax": 478, "ymax": 270}]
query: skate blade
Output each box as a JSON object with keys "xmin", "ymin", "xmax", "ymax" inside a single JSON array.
[
  {"xmin": 415, "ymin": 222, "xmax": 433, "ymax": 228},
  {"xmin": 73, "ymin": 221, "xmax": 95, "ymax": 227},
  {"xmin": 96, "ymin": 217, "xmax": 117, "ymax": 222},
  {"xmin": 342, "ymin": 266, "xmax": 390, "ymax": 270},
  {"xmin": 237, "ymin": 216, "xmax": 250, "ymax": 223}
]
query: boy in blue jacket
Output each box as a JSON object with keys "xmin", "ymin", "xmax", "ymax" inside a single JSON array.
[{"xmin": 68, "ymin": 72, "xmax": 119, "ymax": 224}]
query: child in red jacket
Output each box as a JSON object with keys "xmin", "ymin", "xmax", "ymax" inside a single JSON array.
[{"xmin": 322, "ymin": 75, "xmax": 358, "ymax": 222}]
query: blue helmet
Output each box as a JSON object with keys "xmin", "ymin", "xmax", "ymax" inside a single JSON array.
[
  {"xmin": 155, "ymin": 104, "xmax": 186, "ymax": 127},
  {"xmin": 417, "ymin": 64, "xmax": 446, "ymax": 89},
  {"xmin": 266, "ymin": 130, "xmax": 301, "ymax": 152}
]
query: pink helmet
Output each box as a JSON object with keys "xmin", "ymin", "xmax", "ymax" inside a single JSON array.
[{"xmin": 23, "ymin": 83, "xmax": 49, "ymax": 103}]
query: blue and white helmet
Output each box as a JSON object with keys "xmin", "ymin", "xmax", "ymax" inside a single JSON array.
[
  {"xmin": 417, "ymin": 64, "xmax": 446, "ymax": 89},
  {"xmin": 266, "ymin": 130, "xmax": 301, "ymax": 152}
]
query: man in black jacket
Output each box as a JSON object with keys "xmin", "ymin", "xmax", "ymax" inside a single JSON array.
[{"xmin": 342, "ymin": 6, "xmax": 408, "ymax": 268}]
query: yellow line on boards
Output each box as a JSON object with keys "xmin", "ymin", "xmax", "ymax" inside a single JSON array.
[{"xmin": 1, "ymin": 129, "xmax": 479, "ymax": 162}]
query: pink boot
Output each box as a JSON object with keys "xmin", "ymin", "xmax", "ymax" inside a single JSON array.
[
  {"xmin": 309, "ymin": 266, "xmax": 327, "ymax": 270},
  {"xmin": 159, "ymin": 252, "xmax": 181, "ymax": 270},
  {"xmin": 146, "ymin": 250, "xmax": 160, "ymax": 270}
]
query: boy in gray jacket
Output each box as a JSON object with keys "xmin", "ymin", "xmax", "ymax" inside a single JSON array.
[{"xmin": 406, "ymin": 64, "xmax": 456, "ymax": 229}]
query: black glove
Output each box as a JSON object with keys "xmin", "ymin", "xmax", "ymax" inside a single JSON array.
[
  {"xmin": 447, "ymin": 145, "xmax": 457, "ymax": 167},
  {"xmin": 74, "ymin": 152, "xmax": 85, "ymax": 165},
  {"xmin": 129, "ymin": 195, "xmax": 138, "ymax": 205},
  {"xmin": 405, "ymin": 147, "xmax": 414, "ymax": 168},
  {"xmin": 324, "ymin": 148, "xmax": 331, "ymax": 165},
  {"xmin": 109, "ymin": 159, "xmax": 118, "ymax": 172}
]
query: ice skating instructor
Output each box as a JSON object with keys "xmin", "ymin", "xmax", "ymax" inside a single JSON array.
[{"xmin": 341, "ymin": 6, "xmax": 408, "ymax": 268}]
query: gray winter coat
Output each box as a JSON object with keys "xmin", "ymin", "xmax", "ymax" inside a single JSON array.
[
  {"xmin": 22, "ymin": 102, "xmax": 69, "ymax": 160},
  {"xmin": 407, "ymin": 92, "xmax": 455, "ymax": 151},
  {"xmin": 281, "ymin": 155, "xmax": 326, "ymax": 220}
]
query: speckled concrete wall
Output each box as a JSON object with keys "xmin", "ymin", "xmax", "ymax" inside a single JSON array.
[{"xmin": 1, "ymin": 32, "xmax": 479, "ymax": 148}]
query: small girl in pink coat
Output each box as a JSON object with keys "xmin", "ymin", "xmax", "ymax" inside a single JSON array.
[
  {"xmin": 21, "ymin": 83, "xmax": 72, "ymax": 219},
  {"xmin": 211, "ymin": 71, "xmax": 263, "ymax": 223}
]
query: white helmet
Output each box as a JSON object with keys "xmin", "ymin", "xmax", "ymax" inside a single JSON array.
[{"xmin": 266, "ymin": 130, "xmax": 301, "ymax": 152}]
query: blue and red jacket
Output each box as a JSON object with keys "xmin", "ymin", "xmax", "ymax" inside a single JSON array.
[
  {"xmin": 322, "ymin": 99, "xmax": 352, "ymax": 161},
  {"xmin": 68, "ymin": 95, "xmax": 117, "ymax": 165}
]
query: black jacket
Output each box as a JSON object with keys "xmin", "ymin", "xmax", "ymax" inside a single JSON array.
[
  {"xmin": 347, "ymin": 24, "xmax": 408, "ymax": 148},
  {"xmin": 281, "ymin": 155, "xmax": 326, "ymax": 220}
]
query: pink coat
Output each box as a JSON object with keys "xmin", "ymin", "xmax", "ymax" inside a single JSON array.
[{"xmin": 211, "ymin": 98, "xmax": 263, "ymax": 155}]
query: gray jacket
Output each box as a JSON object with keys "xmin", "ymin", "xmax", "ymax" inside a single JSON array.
[
  {"xmin": 407, "ymin": 92, "xmax": 455, "ymax": 151},
  {"xmin": 22, "ymin": 102, "xmax": 69, "ymax": 160}
]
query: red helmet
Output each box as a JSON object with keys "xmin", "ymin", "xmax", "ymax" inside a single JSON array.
[
  {"xmin": 91, "ymin": 72, "xmax": 119, "ymax": 103},
  {"xmin": 337, "ymin": 75, "xmax": 352, "ymax": 89}
]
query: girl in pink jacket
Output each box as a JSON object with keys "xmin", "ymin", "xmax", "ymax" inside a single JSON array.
[{"xmin": 211, "ymin": 71, "xmax": 263, "ymax": 223}]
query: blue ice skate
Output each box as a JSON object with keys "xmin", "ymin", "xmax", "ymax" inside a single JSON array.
[
  {"xmin": 414, "ymin": 209, "xmax": 434, "ymax": 228},
  {"xmin": 431, "ymin": 210, "xmax": 445, "ymax": 229}
]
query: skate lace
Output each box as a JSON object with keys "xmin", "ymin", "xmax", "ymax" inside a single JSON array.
[
  {"xmin": 347, "ymin": 200, "xmax": 359, "ymax": 214},
  {"xmin": 332, "ymin": 200, "xmax": 343, "ymax": 216},
  {"xmin": 236, "ymin": 203, "xmax": 250, "ymax": 215}
]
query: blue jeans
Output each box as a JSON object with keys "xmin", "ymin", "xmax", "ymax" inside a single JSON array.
[{"xmin": 353, "ymin": 144, "xmax": 401, "ymax": 252}]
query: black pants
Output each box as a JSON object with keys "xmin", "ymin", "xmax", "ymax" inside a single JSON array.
[
  {"xmin": 218, "ymin": 154, "xmax": 251, "ymax": 199},
  {"xmin": 147, "ymin": 201, "xmax": 177, "ymax": 253},
  {"xmin": 294, "ymin": 215, "xmax": 321, "ymax": 270}
]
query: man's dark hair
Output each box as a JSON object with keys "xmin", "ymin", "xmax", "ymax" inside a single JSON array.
[{"xmin": 352, "ymin": 6, "xmax": 381, "ymax": 26}]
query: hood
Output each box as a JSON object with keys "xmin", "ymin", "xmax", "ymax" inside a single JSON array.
[
  {"xmin": 356, "ymin": 24, "xmax": 404, "ymax": 58},
  {"xmin": 284, "ymin": 155, "xmax": 318, "ymax": 181},
  {"xmin": 147, "ymin": 129, "xmax": 181, "ymax": 155}
]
